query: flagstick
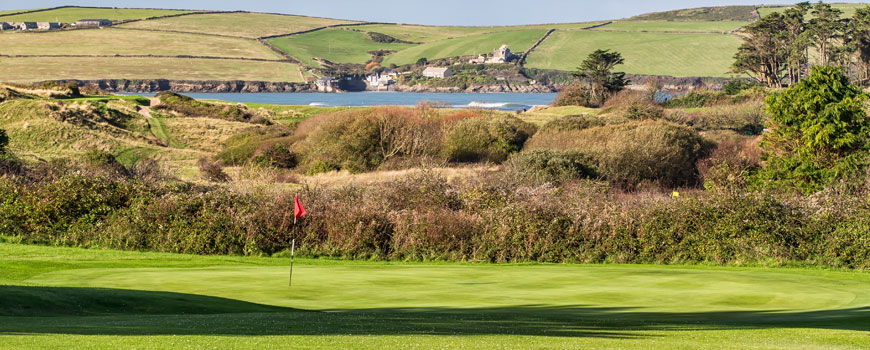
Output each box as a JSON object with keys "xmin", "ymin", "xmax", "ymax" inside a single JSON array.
[{"xmin": 289, "ymin": 238, "xmax": 295, "ymax": 287}]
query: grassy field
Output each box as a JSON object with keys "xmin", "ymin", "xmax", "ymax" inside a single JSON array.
[
  {"xmin": 630, "ymin": 5, "xmax": 759, "ymax": 21},
  {"xmin": 0, "ymin": 29, "xmax": 282, "ymax": 59},
  {"xmin": 382, "ymin": 29, "xmax": 548, "ymax": 66},
  {"xmin": 351, "ymin": 23, "xmax": 602, "ymax": 44},
  {"xmin": 758, "ymin": 3, "xmax": 870, "ymax": 18},
  {"xmin": 0, "ymin": 7, "xmax": 193, "ymax": 22},
  {"xmin": 0, "ymin": 57, "xmax": 304, "ymax": 82},
  {"xmin": 268, "ymin": 29, "xmax": 415, "ymax": 67},
  {"xmin": 526, "ymin": 30, "xmax": 742, "ymax": 77},
  {"xmin": 117, "ymin": 12, "xmax": 358, "ymax": 38},
  {"xmin": 591, "ymin": 20, "xmax": 749, "ymax": 33},
  {"xmin": 1, "ymin": 242, "xmax": 869, "ymax": 349}
]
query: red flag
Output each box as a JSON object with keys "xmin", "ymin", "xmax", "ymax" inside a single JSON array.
[{"xmin": 294, "ymin": 193, "xmax": 307, "ymax": 220}]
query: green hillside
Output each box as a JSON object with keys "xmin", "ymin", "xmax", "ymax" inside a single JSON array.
[
  {"xmin": 0, "ymin": 29, "xmax": 282, "ymax": 59},
  {"xmin": 0, "ymin": 57, "xmax": 304, "ymax": 83},
  {"xmin": 117, "ymin": 12, "xmax": 359, "ymax": 38},
  {"xmin": 268, "ymin": 29, "xmax": 415, "ymax": 67},
  {"xmin": 591, "ymin": 20, "xmax": 749, "ymax": 33},
  {"xmin": 526, "ymin": 30, "xmax": 742, "ymax": 77},
  {"xmin": 758, "ymin": 3, "xmax": 870, "ymax": 18},
  {"xmin": 6, "ymin": 4, "xmax": 859, "ymax": 81},
  {"xmin": 382, "ymin": 30, "xmax": 547, "ymax": 66},
  {"xmin": 0, "ymin": 7, "xmax": 192, "ymax": 22}
]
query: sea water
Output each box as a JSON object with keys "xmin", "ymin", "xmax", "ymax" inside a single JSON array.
[{"xmin": 126, "ymin": 92, "xmax": 558, "ymax": 112}]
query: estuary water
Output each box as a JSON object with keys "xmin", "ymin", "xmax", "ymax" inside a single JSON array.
[{"xmin": 128, "ymin": 92, "xmax": 558, "ymax": 112}]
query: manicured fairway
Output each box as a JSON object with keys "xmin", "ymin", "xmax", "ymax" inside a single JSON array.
[
  {"xmin": 0, "ymin": 29, "xmax": 282, "ymax": 59},
  {"xmin": 0, "ymin": 57, "xmax": 304, "ymax": 82},
  {"xmin": 382, "ymin": 30, "xmax": 547, "ymax": 66},
  {"xmin": 1, "ymin": 243, "xmax": 869, "ymax": 349},
  {"xmin": 0, "ymin": 7, "xmax": 192, "ymax": 22},
  {"xmin": 268, "ymin": 29, "xmax": 415, "ymax": 67},
  {"xmin": 525, "ymin": 30, "xmax": 742, "ymax": 77},
  {"xmin": 118, "ymin": 12, "xmax": 358, "ymax": 38}
]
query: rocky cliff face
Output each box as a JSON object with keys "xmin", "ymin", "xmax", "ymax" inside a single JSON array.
[
  {"xmin": 72, "ymin": 79, "xmax": 314, "ymax": 93},
  {"xmin": 390, "ymin": 84, "xmax": 557, "ymax": 93}
]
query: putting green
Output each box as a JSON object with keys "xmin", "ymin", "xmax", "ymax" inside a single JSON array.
[{"xmin": 2, "ymin": 243, "xmax": 870, "ymax": 349}]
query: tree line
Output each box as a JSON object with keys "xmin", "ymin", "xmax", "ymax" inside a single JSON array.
[{"xmin": 733, "ymin": 2, "xmax": 870, "ymax": 87}]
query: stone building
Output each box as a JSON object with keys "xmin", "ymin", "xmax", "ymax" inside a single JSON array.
[
  {"xmin": 76, "ymin": 19, "xmax": 112, "ymax": 27},
  {"xmin": 422, "ymin": 67, "xmax": 453, "ymax": 78}
]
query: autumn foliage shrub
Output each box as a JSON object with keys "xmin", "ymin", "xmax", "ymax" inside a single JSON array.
[{"xmin": 442, "ymin": 115, "xmax": 537, "ymax": 163}]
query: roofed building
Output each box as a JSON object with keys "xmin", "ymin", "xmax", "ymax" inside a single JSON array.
[
  {"xmin": 76, "ymin": 19, "xmax": 112, "ymax": 27},
  {"xmin": 422, "ymin": 67, "xmax": 453, "ymax": 78},
  {"xmin": 37, "ymin": 22, "xmax": 61, "ymax": 30},
  {"xmin": 17, "ymin": 22, "xmax": 37, "ymax": 30},
  {"xmin": 0, "ymin": 22, "xmax": 12, "ymax": 31}
]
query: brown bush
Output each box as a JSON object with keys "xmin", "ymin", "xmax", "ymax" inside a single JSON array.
[
  {"xmin": 552, "ymin": 85, "xmax": 593, "ymax": 107},
  {"xmin": 602, "ymin": 90, "xmax": 664, "ymax": 120},
  {"xmin": 526, "ymin": 120, "xmax": 714, "ymax": 189},
  {"xmin": 198, "ymin": 157, "xmax": 230, "ymax": 182}
]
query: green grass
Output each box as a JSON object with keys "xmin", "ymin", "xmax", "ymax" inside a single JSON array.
[
  {"xmin": 0, "ymin": 29, "xmax": 283, "ymax": 59},
  {"xmin": 521, "ymin": 105, "xmax": 599, "ymax": 125},
  {"xmin": 0, "ymin": 57, "xmax": 304, "ymax": 83},
  {"xmin": 147, "ymin": 117, "xmax": 184, "ymax": 148},
  {"xmin": 268, "ymin": 29, "xmax": 415, "ymax": 67},
  {"xmin": 630, "ymin": 6, "xmax": 759, "ymax": 21},
  {"xmin": 382, "ymin": 30, "xmax": 547, "ymax": 66},
  {"xmin": 592, "ymin": 20, "xmax": 749, "ymax": 33},
  {"xmin": 526, "ymin": 30, "xmax": 742, "ymax": 77},
  {"xmin": 0, "ymin": 7, "xmax": 192, "ymax": 22},
  {"xmin": 118, "ymin": 12, "xmax": 359, "ymax": 39},
  {"xmin": 66, "ymin": 95, "xmax": 151, "ymax": 106},
  {"xmin": 1, "ymin": 243, "xmax": 870, "ymax": 349},
  {"xmin": 758, "ymin": 3, "xmax": 870, "ymax": 18},
  {"xmin": 115, "ymin": 146, "xmax": 160, "ymax": 166}
]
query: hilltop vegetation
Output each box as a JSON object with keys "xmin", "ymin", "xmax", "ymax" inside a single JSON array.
[
  {"xmin": 0, "ymin": 4, "xmax": 837, "ymax": 81},
  {"xmin": 0, "ymin": 6, "xmax": 192, "ymax": 22}
]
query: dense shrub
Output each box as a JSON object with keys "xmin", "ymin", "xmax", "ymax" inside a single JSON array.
[
  {"xmin": 603, "ymin": 90, "xmax": 664, "ymax": 120},
  {"xmin": 197, "ymin": 157, "xmax": 230, "ymax": 182},
  {"xmin": 443, "ymin": 115, "xmax": 537, "ymax": 163},
  {"xmin": 298, "ymin": 107, "xmax": 444, "ymax": 173},
  {"xmin": 552, "ymin": 85, "xmax": 593, "ymax": 107},
  {"xmin": 664, "ymin": 91, "xmax": 730, "ymax": 108},
  {"xmin": 526, "ymin": 120, "xmax": 713, "ymax": 188},
  {"xmin": 537, "ymin": 115, "xmax": 607, "ymax": 134},
  {"xmin": 154, "ymin": 92, "xmax": 270, "ymax": 125},
  {"xmin": 215, "ymin": 126, "xmax": 295, "ymax": 166},
  {"xmin": 5, "ymin": 166, "xmax": 870, "ymax": 268},
  {"xmin": 502, "ymin": 150, "xmax": 597, "ymax": 186},
  {"xmin": 667, "ymin": 100, "xmax": 767, "ymax": 134},
  {"xmin": 723, "ymin": 79, "xmax": 762, "ymax": 95},
  {"xmin": 251, "ymin": 143, "xmax": 297, "ymax": 169}
]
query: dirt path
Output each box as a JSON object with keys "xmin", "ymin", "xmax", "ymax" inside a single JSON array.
[{"xmin": 137, "ymin": 97, "xmax": 161, "ymax": 118}]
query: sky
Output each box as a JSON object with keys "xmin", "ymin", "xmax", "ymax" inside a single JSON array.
[{"xmin": 3, "ymin": 0, "xmax": 870, "ymax": 25}]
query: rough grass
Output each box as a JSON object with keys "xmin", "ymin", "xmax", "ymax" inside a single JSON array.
[
  {"xmin": 591, "ymin": 20, "xmax": 749, "ymax": 33},
  {"xmin": 118, "ymin": 12, "xmax": 359, "ymax": 38},
  {"xmin": 0, "ymin": 57, "xmax": 304, "ymax": 82},
  {"xmin": 268, "ymin": 29, "xmax": 414, "ymax": 67},
  {"xmin": 0, "ymin": 29, "xmax": 283, "ymax": 59},
  {"xmin": 758, "ymin": 3, "xmax": 870, "ymax": 18},
  {"xmin": 382, "ymin": 30, "xmax": 547, "ymax": 66},
  {"xmin": 630, "ymin": 6, "xmax": 760, "ymax": 21},
  {"xmin": 520, "ymin": 105, "xmax": 599, "ymax": 125},
  {"xmin": 350, "ymin": 23, "xmax": 603, "ymax": 44},
  {"xmin": 0, "ymin": 7, "xmax": 192, "ymax": 22},
  {"xmin": 525, "ymin": 30, "xmax": 742, "ymax": 77},
  {"xmin": 1, "ymin": 243, "xmax": 870, "ymax": 349}
]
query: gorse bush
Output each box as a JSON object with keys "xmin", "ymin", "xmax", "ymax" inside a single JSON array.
[
  {"xmin": 502, "ymin": 150, "xmax": 597, "ymax": 186},
  {"xmin": 552, "ymin": 85, "xmax": 593, "ymax": 107},
  {"xmin": 443, "ymin": 115, "xmax": 537, "ymax": 163},
  {"xmin": 602, "ymin": 90, "xmax": 664, "ymax": 120},
  {"xmin": 537, "ymin": 114, "xmax": 607, "ymax": 134},
  {"xmin": 667, "ymin": 100, "xmax": 767, "ymax": 134},
  {"xmin": 298, "ymin": 107, "xmax": 445, "ymax": 173},
  {"xmin": 198, "ymin": 157, "xmax": 230, "ymax": 182},
  {"xmin": 4, "ymin": 159, "xmax": 870, "ymax": 269},
  {"xmin": 526, "ymin": 120, "xmax": 713, "ymax": 189},
  {"xmin": 154, "ymin": 92, "xmax": 270, "ymax": 125}
]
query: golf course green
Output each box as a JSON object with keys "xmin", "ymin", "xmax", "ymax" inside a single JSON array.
[{"xmin": 2, "ymin": 243, "xmax": 869, "ymax": 349}]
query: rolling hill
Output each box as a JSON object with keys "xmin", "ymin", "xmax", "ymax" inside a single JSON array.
[{"xmin": 0, "ymin": 3, "xmax": 868, "ymax": 82}]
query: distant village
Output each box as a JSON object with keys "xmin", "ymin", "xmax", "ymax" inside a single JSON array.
[
  {"xmin": 331, "ymin": 44, "xmax": 520, "ymax": 92},
  {"xmin": 0, "ymin": 18, "xmax": 112, "ymax": 31}
]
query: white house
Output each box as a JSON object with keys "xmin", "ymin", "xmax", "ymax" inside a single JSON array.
[
  {"xmin": 36, "ymin": 22, "xmax": 61, "ymax": 30},
  {"xmin": 422, "ymin": 67, "xmax": 453, "ymax": 78}
]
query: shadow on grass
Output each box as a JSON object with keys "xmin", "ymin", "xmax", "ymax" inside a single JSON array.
[{"xmin": 1, "ymin": 286, "xmax": 868, "ymax": 338}]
